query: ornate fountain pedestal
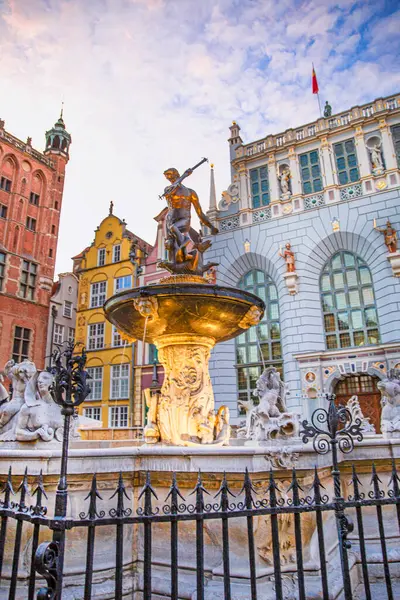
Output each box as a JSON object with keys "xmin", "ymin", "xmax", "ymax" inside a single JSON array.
[{"xmin": 104, "ymin": 280, "xmax": 264, "ymax": 446}]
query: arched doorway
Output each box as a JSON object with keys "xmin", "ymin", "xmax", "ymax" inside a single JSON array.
[{"xmin": 334, "ymin": 374, "xmax": 381, "ymax": 433}]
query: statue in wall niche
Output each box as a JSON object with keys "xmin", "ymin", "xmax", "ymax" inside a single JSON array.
[
  {"xmin": 370, "ymin": 143, "xmax": 384, "ymax": 172},
  {"xmin": 237, "ymin": 367, "xmax": 299, "ymax": 442},
  {"xmin": 157, "ymin": 160, "xmax": 219, "ymax": 277},
  {"xmin": 346, "ymin": 395, "xmax": 376, "ymax": 434},
  {"xmin": 278, "ymin": 167, "xmax": 291, "ymax": 197},
  {"xmin": 374, "ymin": 219, "xmax": 398, "ymax": 253},
  {"xmin": 378, "ymin": 370, "xmax": 400, "ymax": 437},
  {"xmin": 279, "ymin": 243, "xmax": 296, "ymax": 273},
  {"xmin": 324, "ymin": 101, "xmax": 332, "ymax": 118}
]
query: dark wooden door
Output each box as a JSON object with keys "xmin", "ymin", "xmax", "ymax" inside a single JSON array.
[{"xmin": 334, "ymin": 374, "xmax": 381, "ymax": 433}]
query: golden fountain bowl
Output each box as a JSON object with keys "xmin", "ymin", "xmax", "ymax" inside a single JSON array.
[{"xmin": 104, "ymin": 283, "xmax": 265, "ymax": 344}]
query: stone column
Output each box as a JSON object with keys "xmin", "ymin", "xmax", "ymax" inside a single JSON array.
[
  {"xmin": 268, "ymin": 154, "xmax": 279, "ymax": 202},
  {"xmin": 355, "ymin": 125, "xmax": 371, "ymax": 178},
  {"xmin": 379, "ymin": 118, "xmax": 398, "ymax": 170},
  {"xmin": 288, "ymin": 147, "xmax": 301, "ymax": 196}
]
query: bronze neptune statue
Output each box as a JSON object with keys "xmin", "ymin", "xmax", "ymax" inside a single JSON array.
[{"xmin": 158, "ymin": 159, "xmax": 219, "ymax": 277}]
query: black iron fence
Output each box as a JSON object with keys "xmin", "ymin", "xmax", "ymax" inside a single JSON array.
[{"xmin": 0, "ymin": 345, "xmax": 399, "ymax": 600}]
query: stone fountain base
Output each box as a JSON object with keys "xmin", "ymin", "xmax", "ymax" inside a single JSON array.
[{"xmin": 1, "ymin": 439, "xmax": 400, "ymax": 599}]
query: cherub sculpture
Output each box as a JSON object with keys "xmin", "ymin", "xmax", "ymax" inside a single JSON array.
[
  {"xmin": 0, "ymin": 359, "xmax": 37, "ymax": 440},
  {"xmin": 0, "ymin": 358, "xmax": 102, "ymax": 443},
  {"xmin": 238, "ymin": 367, "xmax": 299, "ymax": 442}
]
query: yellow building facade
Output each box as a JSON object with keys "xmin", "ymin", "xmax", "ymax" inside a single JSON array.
[{"xmin": 74, "ymin": 209, "xmax": 150, "ymax": 433}]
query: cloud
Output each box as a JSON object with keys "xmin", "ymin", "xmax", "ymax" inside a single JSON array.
[{"xmin": 0, "ymin": 0, "xmax": 398, "ymax": 273}]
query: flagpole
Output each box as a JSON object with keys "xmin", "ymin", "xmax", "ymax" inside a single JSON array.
[
  {"xmin": 317, "ymin": 92, "xmax": 322, "ymax": 118},
  {"xmin": 312, "ymin": 62, "xmax": 322, "ymax": 117}
]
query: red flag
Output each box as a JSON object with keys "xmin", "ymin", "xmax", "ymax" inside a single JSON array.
[{"xmin": 312, "ymin": 66, "xmax": 319, "ymax": 94}]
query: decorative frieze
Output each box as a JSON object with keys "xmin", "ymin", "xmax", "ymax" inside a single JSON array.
[
  {"xmin": 304, "ymin": 194, "xmax": 325, "ymax": 210},
  {"xmin": 219, "ymin": 215, "xmax": 240, "ymax": 231},
  {"xmin": 339, "ymin": 183, "xmax": 362, "ymax": 201},
  {"xmin": 252, "ymin": 207, "xmax": 272, "ymax": 223}
]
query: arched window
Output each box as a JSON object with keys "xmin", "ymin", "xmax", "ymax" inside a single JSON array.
[
  {"xmin": 236, "ymin": 270, "xmax": 282, "ymax": 411},
  {"xmin": 320, "ymin": 251, "xmax": 380, "ymax": 349}
]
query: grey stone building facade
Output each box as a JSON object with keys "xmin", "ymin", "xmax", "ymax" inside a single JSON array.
[
  {"xmin": 45, "ymin": 272, "xmax": 78, "ymax": 364},
  {"xmin": 206, "ymin": 93, "xmax": 400, "ymax": 430}
]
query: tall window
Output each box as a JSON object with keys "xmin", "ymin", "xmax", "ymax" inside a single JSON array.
[
  {"xmin": 334, "ymin": 139, "xmax": 359, "ymax": 185},
  {"xmin": 392, "ymin": 125, "xmax": 400, "ymax": 168},
  {"xmin": 113, "ymin": 245, "xmax": 121, "ymax": 263},
  {"xmin": 250, "ymin": 165, "xmax": 269, "ymax": 208},
  {"xmin": 0, "ymin": 252, "xmax": 6, "ymax": 291},
  {"xmin": 0, "ymin": 205, "xmax": 7, "ymax": 218},
  {"xmin": 90, "ymin": 281, "xmax": 107, "ymax": 308},
  {"xmin": 20, "ymin": 260, "xmax": 37, "ymax": 300},
  {"xmin": 299, "ymin": 150, "xmax": 323, "ymax": 194},
  {"xmin": 112, "ymin": 325, "xmax": 126, "ymax": 347},
  {"xmin": 86, "ymin": 367, "xmax": 103, "ymax": 400},
  {"xmin": 53, "ymin": 324, "xmax": 64, "ymax": 345},
  {"xmin": 321, "ymin": 251, "xmax": 380, "ymax": 350},
  {"xmin": 115, "ymin": 275, "xmax": 132, "ymax": 293},
  {"xmin": 110, "ymin": 364, "xmax": 130, "ymax": 399},
  {"xmin": 236, "ymin": 270, "xmax": 282, "ymax": 411},
  {"xmin": 12, "ymin": 327, "xmax": 31, "ymax": 362},
  {"xmin": 68, "ymin": 328, "xmax": 75, "ymax": 343},
  {"xmin": 63, "ymin": 300, "xmax": 73, "ymax": 318},
  {"xmin": 0, "ymin": 177, "xmax": 11, "ymax": 192},
  {"xmin": 83, "ymin": 407, "xmax": 101, "ymax": 421},
  {"xmin": 26, "ymin": 217, "xmax": 36, "ymax": 232},
  {"xmin": 98, "ymin": 248, "xmax": 106, "ymax": 266},
  {"xmin": 29, "ymin": 192, "xmax": 40, "ymax": 206},
  {"xmin": 88, "ymin": 323, "xmax": 105, "ymax": 350},
  {"xmin": 110, "ymin": 406, "xmax": 128, "ymax": 428}
]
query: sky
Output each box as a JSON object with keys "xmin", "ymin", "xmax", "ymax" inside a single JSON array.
[{"xmin": 0, "ymin": 0, "xmax": 399, "ymax": 274}]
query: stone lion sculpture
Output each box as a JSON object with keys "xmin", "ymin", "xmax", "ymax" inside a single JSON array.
[
  {"xmin": 379, "ymin": 370, "xmax": 400, "ymax": 438},
  {"xmin": 238, "ymin": 367, "xmax": 299, "ymax": 442}
]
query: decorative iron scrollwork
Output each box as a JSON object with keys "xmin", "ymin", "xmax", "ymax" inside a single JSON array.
[
  {"xmin": 300, "ymin": 394, "xmax": 363, "ymax": 459},
  {"xmin": 34, "ymin": 541, "xmax": 59, "ymax": 600}
]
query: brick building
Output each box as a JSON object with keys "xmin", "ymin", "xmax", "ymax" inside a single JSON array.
[
  {"xmin": 205, "ymin": 93, "xmax": 400, "ymax": 431},
  {"xmin": 0, "ymin": 113, "xmax": 71, "ymax": 369}
]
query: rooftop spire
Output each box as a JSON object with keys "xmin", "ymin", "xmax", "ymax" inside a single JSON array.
[
  {"xmin": 209, "ymin": 163, "xmax": 217, "ymax": 211},
  {"xmin": 109, "ymin": 200, "xmax": 114, "ymax": 215},
  {"xmin": 60, "ymin": 101, "xmax": 64, "ymax": 120}
]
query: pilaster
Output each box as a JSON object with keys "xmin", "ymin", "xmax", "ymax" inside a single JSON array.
[
  {"xmin": 319, "ymin": 136, "xmax": 335, "ymax": 187},
  {"xmin": 355, "ymin": 125, "xmax": 371, "ymax": 178},
  {"xmin": 288, "ymin": 147, "xmax": 301, "ymax": 196},
  {"xmin": 237, "ymin": 162, "xmax": 250, "ymax": 210},
  {"xmin": 267, "ymin": 154, "xmax": 280, "ymax": 203}
]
